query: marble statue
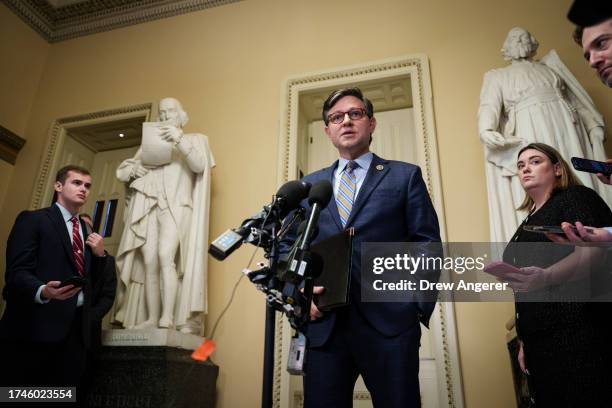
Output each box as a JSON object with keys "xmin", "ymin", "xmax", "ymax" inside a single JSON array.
[
  {"xmin": 478, "ymin": 27, "xmax": 608, "ymax": 242},
  {"xmin": 113, "ymin": 97, "xmax": 215, "ymax": 334}
]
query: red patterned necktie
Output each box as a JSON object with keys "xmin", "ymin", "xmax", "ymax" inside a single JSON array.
[{"xmin": 70, "ymin": 216, "xmax": 85, "ymax": 276}]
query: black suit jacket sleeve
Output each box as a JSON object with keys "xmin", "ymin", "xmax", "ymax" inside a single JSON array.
[
  {"xmin": 4, "ymin": 211, "xmax": 45, "ymax": 304},
  {"xmin": 402, "ymin": 166, "xmax": 441, "ymax": 242},
  {"xmin": 90, "ymin": 254, "xmax": 117, "ymax": 322}
]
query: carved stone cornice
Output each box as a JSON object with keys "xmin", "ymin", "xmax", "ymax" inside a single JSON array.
[
  {"xmin": 0, "ymin": 125, "xmax": 26, "ymax": 165},
  {"xmin": 2, "ymin": 0, "xmax": 242, "ymax": 43}
]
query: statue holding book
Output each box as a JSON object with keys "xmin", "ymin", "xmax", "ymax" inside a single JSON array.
[{"xmin": 113, "ymin": 97, "xmax": 215, "ymax": 334}]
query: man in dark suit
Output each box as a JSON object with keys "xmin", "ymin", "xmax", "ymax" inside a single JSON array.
[
  {"xmin": 288, "ymin": 88, "xmax": 441, "ymax": 407},
  {"xmin": 0, "ymin": 165, "xmax": 107, "ymax": 395}
]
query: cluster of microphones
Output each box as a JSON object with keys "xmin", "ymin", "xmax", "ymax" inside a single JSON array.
[{"xmin": 209, "ymin": 179, "xmax": 333, "ymax": 331}]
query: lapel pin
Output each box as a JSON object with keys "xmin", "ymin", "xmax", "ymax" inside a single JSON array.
[{"xmin": 376, "ymin": 165, "xmax": 384, "ymax": 171}]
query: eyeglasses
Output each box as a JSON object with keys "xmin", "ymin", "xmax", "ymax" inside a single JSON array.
[{"xmin": 327, "ymin": 108, "xmax": 368, "ymax": 125}]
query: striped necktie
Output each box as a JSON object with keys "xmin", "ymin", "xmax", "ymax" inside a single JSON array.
[
  {"xmin": 70, "ymin": 216, "xmax": 85, "ymax": 276},
  {"xmin": 336, "ymin": 161, "xmax": 358, "ymax": 227}
]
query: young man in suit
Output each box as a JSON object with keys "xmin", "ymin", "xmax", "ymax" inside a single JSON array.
[
  {"xmin": 289, "ymin": 88, "xmax": 441, "ymax": 407},
  {"xmin": 0, "ymin": 165, "xmax": 107, "ymax": 396},
  {"xmin": 545, "ymin": 2, "xmax": 612, "ymax": 243}
]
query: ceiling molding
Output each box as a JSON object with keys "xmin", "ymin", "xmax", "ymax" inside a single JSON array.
[
  {"xmin": 0, "ymin": 124, "xmax": 26, "ymax": 165},
  {"xmin": 2, "ymin": 0, "xmax": 242, "ymax": 43}
]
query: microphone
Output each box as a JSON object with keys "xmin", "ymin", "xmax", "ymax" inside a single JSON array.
[
  {"xmin": 276, "ymin": 180, "xmax": 311, "ymax": 218},
  {"xmin": 279, "ymin": 181, "xmax": 331, "ymax": 321},
  {"xmin": 208, "ymin": 210, "xmax": 266, "ymax": 260},
  {"xmin": 242, "ymin": 180, "xmax": 311, "ymax": 246},
  {"xmin": 299, "ymin": 180, "xmax": 333, "ymax": 251},
  {"xmin": 296, "ymin": 219, "xmax": 319, "ymax": 243},
  {"xmin": 279, "ymin": 180, "xmax": 332, "ymax": 283},
  {"xmin": 208, "ymin": 180, "xmax": 311, "ymax": 261}
]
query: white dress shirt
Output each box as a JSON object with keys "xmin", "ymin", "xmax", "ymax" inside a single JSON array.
[{"xmin": 35, "ymin": 202, "xmax": 85, "ymax": 306}]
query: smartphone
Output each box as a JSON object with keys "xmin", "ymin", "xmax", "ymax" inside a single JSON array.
[
  {"xmin": 522, "ymin": 225, "xmax": 594, "ymax": 235},
  {"xmin": 59, "ymin": 276, "xmax": 86, "ymax": 288},
  {"xmin": 571, "ymin": 157, "xmax": 612, "ymax": 176}
]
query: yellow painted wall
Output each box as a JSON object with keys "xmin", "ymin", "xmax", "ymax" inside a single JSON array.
[
  {"xmin": 0, "ymin": 161, "xmax": 13, "ymax": 212},
  {"xmin": 0, "ymin": 3, "xmax": 49, "ymax": 214},
  {"xmin": 1, "ymin": 0, "xmax": 611, "ymax": 407}
]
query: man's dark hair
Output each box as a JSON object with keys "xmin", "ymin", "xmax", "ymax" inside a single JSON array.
[
  {"xmin": 572, "ymin": 26, "xmax": 584, "ymax": 45},
  {"xmin": 55, "ymin": 165, "xmax": 90, "ymax": 184},
  {"xmin": 322, "ymin": 87, "xmax": 374, "ymax": 126}
]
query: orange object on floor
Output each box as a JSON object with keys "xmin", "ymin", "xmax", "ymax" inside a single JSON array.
[{"xmin": 192, "ymin": 339, "xmax": 216, "ymax": 361}]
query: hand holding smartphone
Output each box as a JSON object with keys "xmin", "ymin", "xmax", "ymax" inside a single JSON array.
[
  {"xmin": 522, "ymin": 225, "xmax": 594, "ymax": 235},
  {"xmin": 59, "ymin": 276, "xmax": 86, "ymax": 288},
  {"xmin": 571, "ymin": 157, "xmax": 612, "ymax": 176}
]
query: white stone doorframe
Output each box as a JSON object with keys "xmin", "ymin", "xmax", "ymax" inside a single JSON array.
[
  {"xmin": 275, "ymin": 55, "xmax": 464, "ymax": 408},
  {"xmin": 29, "ymin": 102, "xmax": 153, "ymax": 210}
]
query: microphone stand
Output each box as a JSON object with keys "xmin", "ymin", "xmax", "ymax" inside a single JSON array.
[
  {"xmin": 261, "ymin": 213, "xmax": 279, "ymax": 408},
  {"xmin": 262, "ymin": 304, "xmax": 277, "ymax": 407},
  {"xmin": 262, "ymin": 303, "xmax": 276, "ymax": 408},
  {"xmin": 209, "ymin": 183, "xmax": 314, "ymax": 408},
  {"xmin": 261, "ymin": 221, "xmax": 277, "ymax": 408},
  {"xmin": 236, "ymin": 198, "xmax": 310, "ymax": 408},
  {"xmin": 261, "ymin": 211, "xmax": 309, "ymax": 408}
]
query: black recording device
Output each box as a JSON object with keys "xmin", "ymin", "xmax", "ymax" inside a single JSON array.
[
  {"xmin": 234, "ymin": 180, "xmax": 333, "ymax": 326},
  {"xmin": 211, "ymin": 178, "xmax": 333, "ymax": 376},
  {"xmin": 272, "ymin": 181, "xmax": 332, "ymax": 332},
  {"xmin": 208, "ymin": 180, "xmax": 311, "ymax": 260},
  {"xmin": 278, "ymin": 180, "xmax": 332, "ymax": 284},
  {"xmin": 208, "ymin": 211, "xmax": 266, "ymax": 261},
  {"xmin": 571, "ymin": 157, "xmax": 612, "ymax": 176},
  {"xmin": 59, "ymin": 276, "xmax": 86, "ymax": 288}
]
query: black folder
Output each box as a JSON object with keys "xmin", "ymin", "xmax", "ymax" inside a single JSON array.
[{"xmin": 310, "ymin": 228, "xmax": 353, "ymax": 311}]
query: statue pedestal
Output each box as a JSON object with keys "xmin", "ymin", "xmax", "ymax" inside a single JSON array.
[
  {"xmin": 88, "ymin": 330, "xmax": 218, "ymax": 408},
  {"xmin": 101, "ymin": 328, "xmax": 204, "ymax": 350}
]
